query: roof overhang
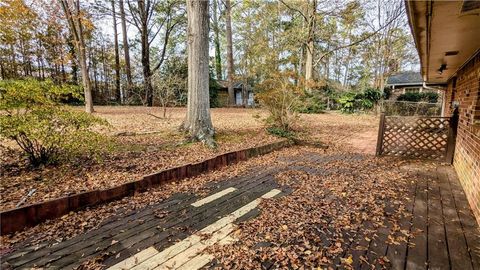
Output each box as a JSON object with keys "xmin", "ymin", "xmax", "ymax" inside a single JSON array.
[
  {"xmin": 386, "ymin": 82, "xmax": 423, "ymax": 87},
  {"xmin": 405, "ymin": 0, "xmax": 480, "ymax": 84}
]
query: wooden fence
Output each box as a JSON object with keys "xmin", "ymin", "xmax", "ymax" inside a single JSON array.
[{"xmin": 376, "ymin": 114, "xmax": 457, "ymax": 162}]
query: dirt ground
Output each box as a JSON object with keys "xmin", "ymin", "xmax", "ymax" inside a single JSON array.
[{"xmin": 0, "ymin": 107, "xmax": 378, "ymax": 211}]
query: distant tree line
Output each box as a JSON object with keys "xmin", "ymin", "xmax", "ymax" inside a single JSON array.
[{"xmin": 0, "ymin": 0, "xmax": 417, "ymax": 110}]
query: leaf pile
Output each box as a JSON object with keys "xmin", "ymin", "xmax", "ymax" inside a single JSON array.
[
  {"xmin": 0, "ymin": 145, "xmax": 294, "ymax": 253},
  {"xmin": 0, "ymin": 107, "xmax": 281, "ymax": 211},
  {"xmin": 207, "ymin": 149, "xmax": 413, "ymax": 269}
]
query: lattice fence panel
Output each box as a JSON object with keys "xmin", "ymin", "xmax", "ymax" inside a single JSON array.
[{"xmin": 378, "ymin": 116, "xmax": 452, "ymax": 161}]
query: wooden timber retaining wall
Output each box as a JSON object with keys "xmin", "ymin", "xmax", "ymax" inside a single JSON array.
[{"xmin": 0, "ymin": 140, "xmax": 291, "ymax": 235}]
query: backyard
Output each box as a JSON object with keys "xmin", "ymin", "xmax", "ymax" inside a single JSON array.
[
  {"xmin": 1, "ymin": 107, "xmax": 479, "ymax": 269},
  {"xmin": 0, "ymin": 107, "xmax": 377, "ymax": 212},
  {"xmin": 1, "ymin": 0, "xmax": 479, "ymax": 269}
]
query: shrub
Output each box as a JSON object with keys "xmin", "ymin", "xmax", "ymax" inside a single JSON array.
[
  {"xmin": 363, "ymin": 88, "xmax": 382, "ymax": 104},
  {"xmin": 0, "ymin": 79, "xmax": 110, "ymax": 166},
  {"xmin": 266, "ymin": 127, "xmax": 295, "ymax": 138},
  {"xmin": 209, "ymin": 74, "xmax": 220, "ymax": 108},
  {"xmin": 338, "ymin": 88, "xmax": 382, "ymax": 113},
  {"xmin": 0, "ymin": 79, "xmax": 82, "ymax": 110},
  {"xmin": 338, "ymin": 92, "xmax": 357, "ymax": 113},
  {"xmin": 397, "ymin": 92, "xmax": 439, "ymax": 103},
  {"xmin": 296, "ymin": 92, "xmax": 326, "ymax": 114},
  {"xmin": 383, "ymin": 87, "xmax": 392, "ymax": 100},
  {"xmin": 256, "ymin": 73, "xmax": 301, "ymax": 135}
]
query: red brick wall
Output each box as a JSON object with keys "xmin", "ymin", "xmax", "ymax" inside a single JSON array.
[{"xmin": 443, "ymin": 53, "xmax": 480, "ymax": 225}]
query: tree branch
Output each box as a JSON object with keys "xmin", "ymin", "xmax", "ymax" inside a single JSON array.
[
  {"xmin": 314, "ymin": 7, "xmax": 403, "ymax": 67},
  {"xmin": 279, "ymin": 0, "xmax": 308, "ymax": 21}
]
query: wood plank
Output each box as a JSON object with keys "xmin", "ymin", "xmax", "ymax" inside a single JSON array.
[
  {"xmin": 360, "ymin": 196, "xmax": 398, "ymax": 270},
  {"xmin": 437, "ymin": 167, "xmax": 473, "ymax": 270},
  {"xmin": 177, "ymin": 254, "xmax": 213, "ymax": 270},
  {"xmin": 108, "ymin": 247, "xmax": 158, "ymax": 270},
  {"xmin": 427, "ymin": 172, "xmax": 450, "ymax": 270},
  {"xmin": 360, "ymin": 224, "xmax": 390, "ymax": 270},
  {"xmin": 21, "ymin": 173, "xmax": 275, "ymax": 269},
  {"xmin": 191, "ymin": 187, "xmax": 237, "ymax": 207},
  {"xmin": 348, "ymin": 221, "xmax": 374, "ymax": 270},
  {"xmin": 6, "ymin": 170, "xmax": 271, "ymax": 268},
  {"xmin": 444, "ymin": 167, "xmax": 480, "ymax": 270},
  {"xmin": 56, "ymin": 180, "xmax": 279, "ymax": 269},
  {"xmin": 110, "ymin": 189, "xmax": 281, "ymax": 270},
  {"xmin": 406, "ymin": 175, "xmax": 428, "ymax": 270},
  {"xmin": 386, "ymin": 177, "xmax": 416, "ymax": 270},
  {"xmin": 154, "ymin": 224, "xmax": 234, "ymax": 269},
  {"xmin": 106, "ymin": 181, "xmax": 280, "ymax": 266}
]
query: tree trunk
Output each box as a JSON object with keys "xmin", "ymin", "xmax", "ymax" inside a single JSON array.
[
  {"xmin": 112, "ymin": 0, "xmax": 121, "ymax": 103},
  {"xmin": 101, "ymin": 45, "xmax": 108, "ymax": 95},
  {"xmin": 141, "ymin": 27, "xmax": 153, "ymax": 106},
  {"xmin": 225, "ymin": 0, "xmax": 235, "ymax": 106},
  {"xmin": 78, "ymin": 35, "xmax": 94, "ymax": 113},
  {"xmin": 92, "ymin": 49, "xmax": 99, "ymax": 96},
  {"xmin": 183, "ymin": 0, "xmax": 215, "ymax": 147},
  {"xmin": 11, "ymin": 44, "xmax": 17, "ymax": 78},
  {"xmin": 304, "ymin": 0, "xmax": 316, "ymax": 84},
  {"xmin": 67, "ymin": 35, "xmax": 79, "ymax": 85},
  {"xmin": 119, "ymin": 0, "xmax": 132, "ymax": 100},
  {"xmin": 134, "ymin": 0, "xmax": 153, "ymax": 106},
  {"xmin": 0, "ymin": 62, "xmax": 5, "ymax": 80},
  {"xmin": 212, "ymin": 0, "xmax": 222, "ymax": 80},
  {"xmin": 60, "ymin": 0, "xmax": 94, "ymax": 113},
  {"xmin": 305, "ymin": 39, "xmax": 314, "ymax": 81}
]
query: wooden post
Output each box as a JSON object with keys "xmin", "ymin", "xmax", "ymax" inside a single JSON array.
[
  {"xmin": 376, "ymin": 113, "xmax": 386, "ymax": 156},
  {"xmin": 445, "ymin": 109, "xmax": 459, "ymax": 163}
]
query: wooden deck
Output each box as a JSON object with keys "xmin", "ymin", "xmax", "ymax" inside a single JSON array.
[{"xmin": 1, "ymin": 153, "xmax": 479, "ymax": 269}]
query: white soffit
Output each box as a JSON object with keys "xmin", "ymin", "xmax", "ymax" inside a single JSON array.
[{"xmin": 408, "ymin": 0, "xmax": 480, "ymax": 84}]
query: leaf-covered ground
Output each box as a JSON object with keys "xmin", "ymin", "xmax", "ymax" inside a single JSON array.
[
  {"xmin": 0, "ymin": 107, "xmax": 376, "ymax": 211},
  {"xmin": 207, "ymin": 150, "xmax": 412, "ymax": 269},
  {"xmin": 0, "ymin": 108, "xmax": 379, "ymax": 254}
]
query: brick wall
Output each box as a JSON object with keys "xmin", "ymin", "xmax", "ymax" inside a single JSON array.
[{"xmin": 443, "ymin": 53, "xmax": 480, "ymax": 225}]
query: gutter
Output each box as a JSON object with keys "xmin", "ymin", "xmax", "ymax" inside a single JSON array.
[{"xmin": 404, "ymin": 1, "xmax": 427, "ymax": 80}]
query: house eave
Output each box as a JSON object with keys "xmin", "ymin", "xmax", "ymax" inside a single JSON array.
[
  {"xmin": 386, "ymin": 82, "xmax": 423, "ymax": 87},
  {"xmin": 405, "ymin": 0, "xmax": 480, "ymax": 84}
]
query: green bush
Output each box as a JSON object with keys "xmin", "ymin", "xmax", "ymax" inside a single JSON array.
[
  {"xmin": 0, "ymin": 79, "xmax": 82, "ymax": 110},
  {"xmin": 296, "ymin": 92, "xmax": 326, "ymax": 114},
  {"xmin": 209, "ymin": 72, "xmax": 220, "ymax": 108},
  {"xmin": 338, "ymin": 88, "xmax": 382, "ymax": 113},
  {"xmin": 383, "ymin": 87, "xmax": 392, "ymax": 100},
  {"xmin": 0, "ymin": 79, "xmax": 110, "ymax": 166},
  {"xmin": 397, "ymin": 92, "xmax": 439, "ymax": 103},
  {"xmin": 363, "ymin": 88, "xmax": 382, "ymax": 104},
  {"xmin": 266, "ymin": 126, "xmax": 295, "ymax": 138},
  {"xmin": 338, "ymin": 92, "xmax": 357, "ymax": 113}
]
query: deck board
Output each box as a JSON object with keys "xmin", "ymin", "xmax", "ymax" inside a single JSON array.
[
  {"xmin": 406, "ymin": 175, "xmax": 428, "ymax": 270},
  {"xmin": 427, "ymin": 170, "xmax": 450, "ymax": 269}
]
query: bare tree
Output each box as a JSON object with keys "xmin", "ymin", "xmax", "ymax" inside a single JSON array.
[
  {"xmin": 225, "ymin": 0, "xmax": 235, "ymax": 106},
  {"xmin": 59, "ymin": 0, "xmax": 94, "ymax": 113},
  {"xmin": 304, "ymin": 0, "xmax": 316, "ymax": 83},
  {"xmin": 127, "ymin": 0, "xmax": 182, "ymax": 107},
  {"xmin": 119, "ymin": 0, "xmax": 133, "ymax": 98},
  {"xmin": 182, "ymin": 0, "xmax": 215, "ymax": 147},
  {"xmin": 111, "ymin": 0, "xmax": 121, "ymax": 103},
  {"xmin": 128, "ymin": 0, "xmax": 155, "ymax": 106}
]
